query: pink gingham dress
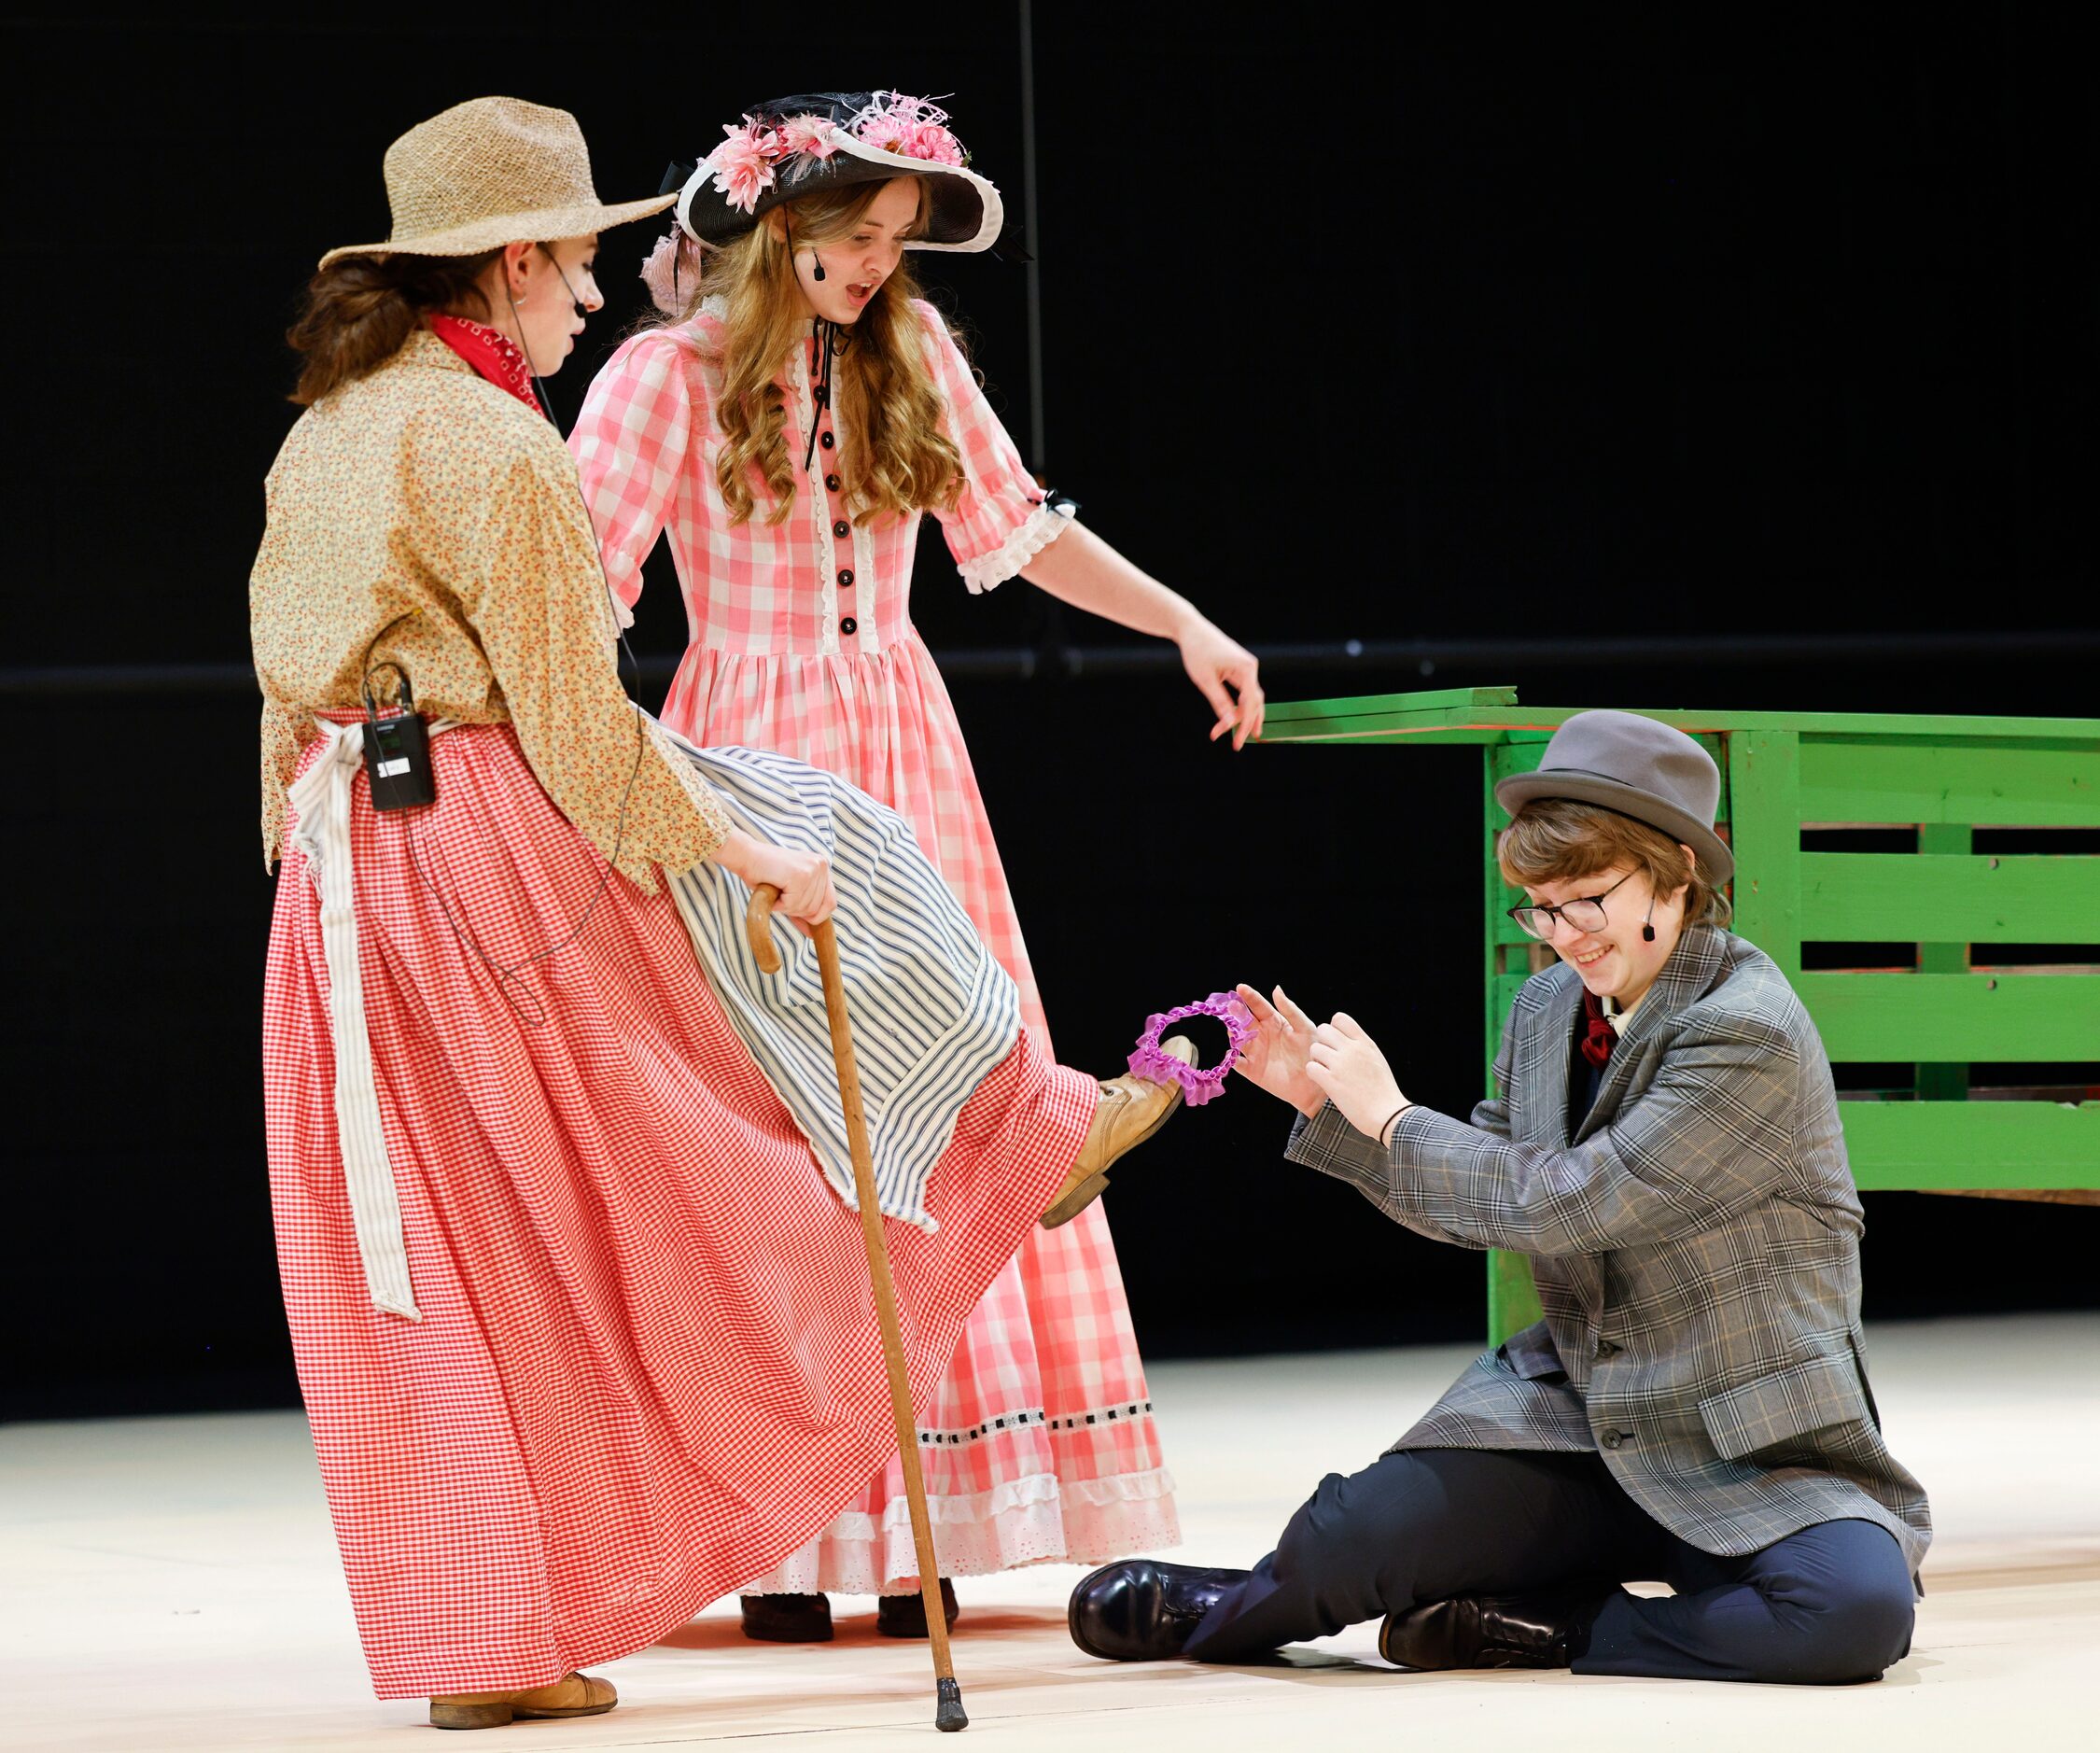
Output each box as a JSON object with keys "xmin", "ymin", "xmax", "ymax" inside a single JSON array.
[{"xmin": 572, "ymin": 298, "xmax": 1179, "ymax": 1592}]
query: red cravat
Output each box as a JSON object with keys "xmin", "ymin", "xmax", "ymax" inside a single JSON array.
[{"xmin": 1579, "ymin": 989, "xmax": 1616, "ymax": 1070}]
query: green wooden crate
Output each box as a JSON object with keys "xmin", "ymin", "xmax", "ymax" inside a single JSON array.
[{"xmin": 1260, "ymin": 687, "xmax": 2100, "ymax": 1343}]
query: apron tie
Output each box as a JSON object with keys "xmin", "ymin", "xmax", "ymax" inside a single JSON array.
[{"xmin": 287, "ymin": 717, "xmax": 456, "ymax": 1321}]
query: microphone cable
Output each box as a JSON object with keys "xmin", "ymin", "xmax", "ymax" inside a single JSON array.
[{"xmin": 385, "ymin": 254, "xmax": 651, "ymax": 1027}]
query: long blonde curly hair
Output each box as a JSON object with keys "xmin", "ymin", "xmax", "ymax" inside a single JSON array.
[{"xmin": 666, "ymin": 178, "xmax": 966, "ymax": 527}]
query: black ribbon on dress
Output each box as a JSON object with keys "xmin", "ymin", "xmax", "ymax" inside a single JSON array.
[{"xmin": 804, "ymin": 320, "xmax": 850, "ymax": 475}]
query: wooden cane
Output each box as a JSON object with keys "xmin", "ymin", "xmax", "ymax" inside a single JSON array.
[{"xmin": 746, "ymin": 883, "xmax": 968, "ymax": 1733}]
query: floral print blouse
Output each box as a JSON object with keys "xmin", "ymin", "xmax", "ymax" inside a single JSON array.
[{"xmin": 250, "ymin": 329, "xmax": 730, "ymax": 890}]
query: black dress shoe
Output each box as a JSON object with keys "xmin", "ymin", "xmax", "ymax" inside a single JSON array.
[
  {"xmin": 875, "ymin": 1578, "xmax": 959, "ymax": 1638},
  {"xmin": 1068, "ymin": 1560, "xmax": 1251, "ymax": 1661},
  {"xmin": 1379, "ymin": 1585, "xmax": 1610, "ymax": 1670},
  {"xmin": 740, "ymin": 1592, "xmax": 834, "ymax": 1642}
]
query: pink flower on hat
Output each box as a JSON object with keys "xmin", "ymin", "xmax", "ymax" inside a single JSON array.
[
  {"xmin": 902, "ymin": 120, "xmax": 965, "ymax": 165},
  {"xmin": 847, "ymin": 91, "xmax": 965, "ymax": 161},
  {"xmin": 862, "ymin": 94, "xmax": 964, "ymax": 164},
  {"xmin": 709, "ymin": 119, "xmax": 781, "ymax": 213},
  {"xmin": 855, "ymin": 109, "xmax": 909, "ymax": 153},
  {"xmin": 778, "ymin": 115, "xmax": 840, "ymax": 161}
]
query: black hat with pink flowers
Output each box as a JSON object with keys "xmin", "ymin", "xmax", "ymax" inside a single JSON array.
[{"xmin": 666, "ymin": 91, "xmax": 1005, "ymax": 253}]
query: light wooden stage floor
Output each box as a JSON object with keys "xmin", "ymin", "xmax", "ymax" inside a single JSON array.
[{"xmin": 4, "ymin": 1313, "xmax": 2094, "ymax": 1751}]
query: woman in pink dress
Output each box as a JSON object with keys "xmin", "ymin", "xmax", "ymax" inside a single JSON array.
[{"xmin": 571, "ymin": 91, "xmax": 1264, "ymax": 1638}]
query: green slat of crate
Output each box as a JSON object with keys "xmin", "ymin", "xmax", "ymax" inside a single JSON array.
[
  {"xmin": 1912, "ymin": 826, "xmax": 1974, "ymax": 1102},
  {"xmin": 1262, "ymin": 685, "xmax": 1520, "ymax": 724},
  {"xmin": 1260, "ymin": 694, "xmax": 2100, "ymax": 745},
  {"xmin": 1260, "ymin": 688, "xmax": 1530, "ymax": 746},
  {"xmin": 1261, "ymin": 719, "xmax": 1521, "ymax": 747},
  {"xmin": 1840, "ymin": 1101, "xmax": 2100, "ymax": 1189},
  {"xmin": 1800, "ymin": 852, "xmax": 2100, "ymax": 944},
  {"xmin": 1486, "ymin": 727, "xmax": 1539, "ymax": 948},
  {"xmin": 1798, "ymin": 740, "xmax": 2100, "ymax": 827},
  {"xmin": 1488, "ymin": 1250, "xmax": 1546, "ymax": 1345},
  {"xmin": 1799, "ymin": 972, "xmax": 2100, "ymax": 1061},
  {"xmin": 1728, "ymin": 731, "xmax": 1804, "ymax": 979},
  {"xmin": 1488, "ymin": 739, "xmax": 1556, "ymax": 782},
  {"xmin": 1482, "ymin": 756, "xmax": 1506, "ymax": 1084}
]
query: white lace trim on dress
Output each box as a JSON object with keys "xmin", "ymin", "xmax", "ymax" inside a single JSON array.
[
  {"xmin": 958, "ymin": 499, "xmax": 1071, "ymax": 595},
  {"xmin": 735, "ymin": 1466, "xmax": 1181, "ymax": 1594}
]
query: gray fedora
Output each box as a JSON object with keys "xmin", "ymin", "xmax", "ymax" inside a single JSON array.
[{"xmin": 1494, "ymin": 710, "xmax": 1734, "ymax": 885}]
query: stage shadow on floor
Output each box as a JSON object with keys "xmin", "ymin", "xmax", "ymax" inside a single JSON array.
[
  {"xmin": 650, "ymin": 1605, "xmax": 1410, "ymax": 1691},
  {"xmin": 652, "ymin": 1605, "xmax": 1078, "ymax": 1649}
]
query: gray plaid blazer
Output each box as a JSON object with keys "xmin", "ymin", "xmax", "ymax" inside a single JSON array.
[{"xmin": 1286, "ymin": 924, "xmax": 1932, "ymax": 1573}]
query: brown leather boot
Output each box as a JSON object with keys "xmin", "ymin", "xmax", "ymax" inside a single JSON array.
[
  {"xmin": 739, "ymin": 1592, "xmax": 834, "ymax": 1641},
  {"xmin": 876, "ymin": 1577, "xmax": 960, "ymax": 1637},
  {"xmin": 1041, "ymin": 1037, "xmax": 1196, "ymax": 1228},
  {"xmin": 429, "ymin": 1671, "xmax": 617, "ymax": 1730}
]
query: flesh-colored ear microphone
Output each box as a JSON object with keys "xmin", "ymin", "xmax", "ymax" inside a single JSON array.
[{"xmin": 783, "ymin": 217, "xmax": 824, "ymax": 281}]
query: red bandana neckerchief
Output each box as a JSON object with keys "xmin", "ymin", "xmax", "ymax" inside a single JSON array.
[
  {"xmin": 427, "ymin": 315, "xmax": 540, "ymax": 412},
  {"xmin": 1579, "ymin": 989, "xmax": 1617, "ymax": 1070}
]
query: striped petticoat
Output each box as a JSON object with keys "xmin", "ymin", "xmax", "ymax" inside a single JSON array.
[
  {"xmin": 666, "ymin": 636, "xmax": 1182, "ymax": 1595},
  {"xmin": 661, "ymin": 736, "xmax": 1021, "ymax": 1232},
  {"xmin": 264, "ymin": 718, "xmax": 1094, "ymax": 1696}
]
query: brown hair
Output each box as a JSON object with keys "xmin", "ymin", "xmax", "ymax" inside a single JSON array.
[
  {"xmin": 1497, "ymin": 799, "xmax": 1730, "ymax": 927},
  {"xmin": 661, "ymin": 179, "xmax": 963, "ymax": 526},
  {"xmin": 286, "ymin": 248, "xmax": 504, "ymax": 405}
]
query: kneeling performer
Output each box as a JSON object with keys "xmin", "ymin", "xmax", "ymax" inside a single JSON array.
[{"xmin": 1069, "ymin": 710, "xmax": 1930, "ymax": 1685}]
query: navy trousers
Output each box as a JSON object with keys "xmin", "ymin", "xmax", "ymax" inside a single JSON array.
[{"xmin": 1180, "ymin": 1448, "xmax": 1915, "ymax": 1683}]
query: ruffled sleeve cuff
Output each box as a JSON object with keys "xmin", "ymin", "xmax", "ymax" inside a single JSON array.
[{"xmin": 956, "ymin": 498, "xmax": 1072, "ymax": 595}]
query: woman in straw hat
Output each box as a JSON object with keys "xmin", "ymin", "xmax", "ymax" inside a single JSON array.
[
  {"xmin": 567, "ymin": 88, "xmax": 1239, "ymax": 1646},
  {"xmin": 253, "ymin": 95, "xmax": 1191, "ymax": 1729}
]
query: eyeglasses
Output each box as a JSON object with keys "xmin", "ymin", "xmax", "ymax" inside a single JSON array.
[{"xmin": 1506, "ymin": 871, "xmax": 1636, "ymax": 941}]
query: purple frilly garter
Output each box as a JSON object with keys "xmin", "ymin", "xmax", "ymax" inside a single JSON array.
[{"xmin": 1128, "ymin": 991, "xmax": 1254, "ymax": 1106}]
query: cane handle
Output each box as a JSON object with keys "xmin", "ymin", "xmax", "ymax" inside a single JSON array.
[{"xmin": 746, "ymin": 883, "xmax": 785, "ymax": 975}]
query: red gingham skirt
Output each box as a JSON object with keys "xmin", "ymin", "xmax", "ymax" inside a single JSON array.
[{"xmin": 263, "ymin": 722, "xmax": 1093, "ymax": 1696}]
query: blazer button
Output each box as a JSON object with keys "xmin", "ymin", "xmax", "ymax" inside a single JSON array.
[
  {"xmin": 837, "ymin": 568, "xmax": 855, "ymax": 588},
  {"xmin": 820, "ymin": 431, "xmax": 834, "ymax": 449},
  {"xmin": 825, "ymin": 473, "xmax": 842, "ymax": 491},
  {"xmin": 833, "ymin": 519, "xmax": 851, "ymax": 540},
  {"xmin": 1601, "ymin": 1428, "xmax": 1628, "ymax": 1450},
  {"xmin": 840, "ymin": 616, "xmax": 858, "ymax": 636},
  {"xmin": 1595, "ymin": 1339, "xmax": 1620, "ymax": 1358}
]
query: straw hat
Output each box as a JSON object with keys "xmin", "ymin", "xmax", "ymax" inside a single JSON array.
[{"xmin": 318, "ymin": 96, "xmax": 676, "ymax": 270}]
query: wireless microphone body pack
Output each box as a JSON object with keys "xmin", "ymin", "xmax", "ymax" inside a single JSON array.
[{"xmin": 362, "ymin": 669, "xmax": 437, "ymax": 812}]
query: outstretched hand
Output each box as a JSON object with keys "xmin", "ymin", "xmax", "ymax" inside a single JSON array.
[
  {"xmin": 1306, "ymin": 1013, "xmax": 1409, "ymax": 1142},
  {"xmin": 1232, "ymin": 984, "xmax": 1326, "ymax": 1117},
  {"xmin": 1179, "ymin": 619, "xmax": 1265, "ymax": 750}
]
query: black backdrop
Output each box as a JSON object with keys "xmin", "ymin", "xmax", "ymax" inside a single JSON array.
[{"xmin": 5, "ymin": 6, "xmax": 2095, "ymax": 1421}]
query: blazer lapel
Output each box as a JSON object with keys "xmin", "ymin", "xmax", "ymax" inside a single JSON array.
[
  {"xmin": 1530, "ymin": 971, "xmax": 1581, "ymax": 1146},
  {"xmin": 1572, "ymin": 925, "xmax": 1733, "ymax": 1144}
]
